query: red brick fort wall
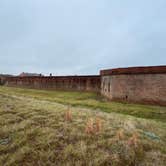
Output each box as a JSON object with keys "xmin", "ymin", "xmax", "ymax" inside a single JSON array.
[
  {"xmin": 4, "ymin": 66, "xmax": 166, "ymax": 106},
  {"xmin": 5, "ymin": 75, "xmax": 101, "ymax": 92},
  {"xmin": 100, "ymin": 66, "xmax": 166, "ymax": 106}
]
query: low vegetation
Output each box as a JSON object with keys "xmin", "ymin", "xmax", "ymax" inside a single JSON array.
[
  {"xmin": 0, "ymin": 86, "xmax": 166, "ymax": 165},
  {"xmin": 0, "ymin": 86, "xmax": 165, "ymax": 122}
]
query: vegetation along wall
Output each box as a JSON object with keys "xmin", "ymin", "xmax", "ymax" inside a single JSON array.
[
  {"xmin": 5, "ymin": 75, "xmax": 101, "ymax": 92},
  {"xmin": 100, "ymin": 66, "xmax": 166, "ymax": 106}
]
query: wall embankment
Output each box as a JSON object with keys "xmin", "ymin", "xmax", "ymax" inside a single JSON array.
[
  {"xmin": 5, "ymin": 75, "xmax": 101, "ymax": 92},
  {"xmin": 100, "ymin": 66, "xmax": 166, "ymax": 106}
]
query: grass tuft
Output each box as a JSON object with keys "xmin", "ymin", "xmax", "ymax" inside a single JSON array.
[
  {"xmin": 95, "ymin": 117, "xmax": 103, "ymax": 133},
  {"xmin": 116, "ymin": 129, "xmax": 125, "ymax": 140},
  {"xmin": 64, "ymin": 106, "xmax": 72, "ymax": 122},
  {"xmin": 128, "ymin": 132, "xmax": 139, "ymax": 148},
  {"xmin": 85, "ymin": 118, "xmax": 95, "ymax": 135}
]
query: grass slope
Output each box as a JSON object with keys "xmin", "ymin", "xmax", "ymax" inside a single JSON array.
[
  {"xmin": 0, "ymin": 86, "xmax": 166, "ymax": 165},
  {"xmin": 0, "ymin": 86, "xmax": 165, "ymax": 122}
]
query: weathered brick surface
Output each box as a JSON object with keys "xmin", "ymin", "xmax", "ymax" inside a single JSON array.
[
  {"xmin": 5, "ymin": 76, "xmax": 101, "ymax": 92},
  {"xmin": 101, "ymin": 66, "xmax": 166, "ymax": 106},
  {"xmin": 0, "ymin": 77, "xmax": 2, "ymax": 85},
  {"xmin": 101, "ymin": 66, "xmax": 166, "ymax": 76},
  {"xmin": 5, "ymin": 66, "xmax": 166, "ymax": 106},
  {"xmin": 0, "ymin": 76, "xmax": 6, "ymax": 85}
]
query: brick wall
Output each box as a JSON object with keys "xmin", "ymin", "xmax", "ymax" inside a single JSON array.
[
  {"xmin": 4, "ymin": 66, "xmax": 166, "ymax": 106},
  {"xmin": 101, "ymin": 66, "xmax": 166, "ymax": 106},
  {"xmin": 0, "ymin": 77, "xmax": 2, "ymax": 85},
  {"xmin": 0, "ymin": 76, "xmax": 6, "ymax": 85},
  {"xmin": 5, "ymin": 76, "xmax": 101, "ymax": 92}
]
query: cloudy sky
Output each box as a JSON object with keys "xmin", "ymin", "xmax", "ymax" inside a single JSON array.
[{"xmin": 0, "ymin": 0, "xmax": 166, "ymax": 75}]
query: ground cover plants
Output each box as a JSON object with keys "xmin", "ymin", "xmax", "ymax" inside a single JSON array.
[{"xmin": 0, "ymin": 86, "xmax": 166, "ymax": 165}]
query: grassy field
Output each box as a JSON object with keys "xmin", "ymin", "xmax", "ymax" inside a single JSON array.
[{"xmin": 0, "ymin": 86, "xmax": 166, "ymax": 165}]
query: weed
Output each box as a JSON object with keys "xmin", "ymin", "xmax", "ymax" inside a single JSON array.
[
  {"xmin": 65, "ymin": 106, "xmax": 72, "ymax": 122},
  {"xmin": 85, "ymin": 117, "xmax": 103, "ymax": 135},
  {"xmin": 95, "ymin": 117, "xmax": 103, "ymax": 133},
  {"xmin": 85, "ymin": 118, "xmax": 95, "ymax": 134},
  {"xmin": 128, "ymin": 132, "xmax": 139, "ymax": 148},
  {"xmin": 116, "ymin": 129, "xmax": 125, "ymax": 140}
]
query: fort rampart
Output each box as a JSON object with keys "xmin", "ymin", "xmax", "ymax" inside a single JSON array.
[
  {"xmin": 5, "ymin": 75, "xmax": 101, "ymax": 92},
  {"xmin": 100, "ymin": 66, "xmax": 166, "ymax": 106},
  {"xmin": 4, "ymin": 66, "xmax": 166, "ymax": 106}
]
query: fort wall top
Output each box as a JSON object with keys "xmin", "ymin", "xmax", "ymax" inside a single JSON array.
[{"xmin": 100, "ymin": 66, "xmax": 166, "ymax": 76}]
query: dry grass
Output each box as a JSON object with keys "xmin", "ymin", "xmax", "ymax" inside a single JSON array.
[
  {"xmin": 64, "ymin": 106, "xmax": 72, "ymax": 122},
  {"xmin": 128, "ymin": 133, "xmax": 139, "ymax": 147},
  {"xmin": 0, "ymin": 87, "xmax": 166, "ymax": 165},
  {"xmin": 85, "ymin": 118, "xmax": 95, "ymax": 134},
  {"xmin": 116, "ymin": 129, "xmax": 125, "ymax": 140},
  {"xmin": 95, "ymin": 117, "xmax": 103, "ymax": 133},
  {"xmin": 85, "ymin": 117, "xmax": 103, "ymax": 135}
]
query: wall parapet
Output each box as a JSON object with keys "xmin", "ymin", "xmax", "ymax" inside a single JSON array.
[
  {"xmin": 100, "ymin": 66, "xmax": 166, "ymax": 76},
  {"xmin": 5, "ymin": 75, "xmax": 101, "ymax": 92}
]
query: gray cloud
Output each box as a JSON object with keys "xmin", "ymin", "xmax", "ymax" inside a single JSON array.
[{"xmin": 0, "ymin": 0, "xmax": 166, "ymax": 75}]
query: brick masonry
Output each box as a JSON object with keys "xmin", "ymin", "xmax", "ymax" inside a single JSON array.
[
  {"xmin": 0, "ymin": 77, "xmax": 2, "ymax": 85},
  {"xmin": 4, "ymin": 66, "xmax": 166, "ymax": 106},
  {"xmin": 0, "ymin": 76, "xmax": 6, "ymax": 85},
  {"xmin": 5, "ymin": 76, "xmax": 101, "ymax": 93},
  {"xmin": 100, "ymin": 66, "xmax": 166, "ymax": 106}
]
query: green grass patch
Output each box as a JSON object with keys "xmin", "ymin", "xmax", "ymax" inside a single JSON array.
[{"xmin": 0, "ymin": 86, "xmax": 166, "ymax": 122}]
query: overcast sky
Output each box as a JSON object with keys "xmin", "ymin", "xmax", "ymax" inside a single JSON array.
[{"xmin": 0, "ymin": 0, "xmax": 166, "ymax": 75}]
